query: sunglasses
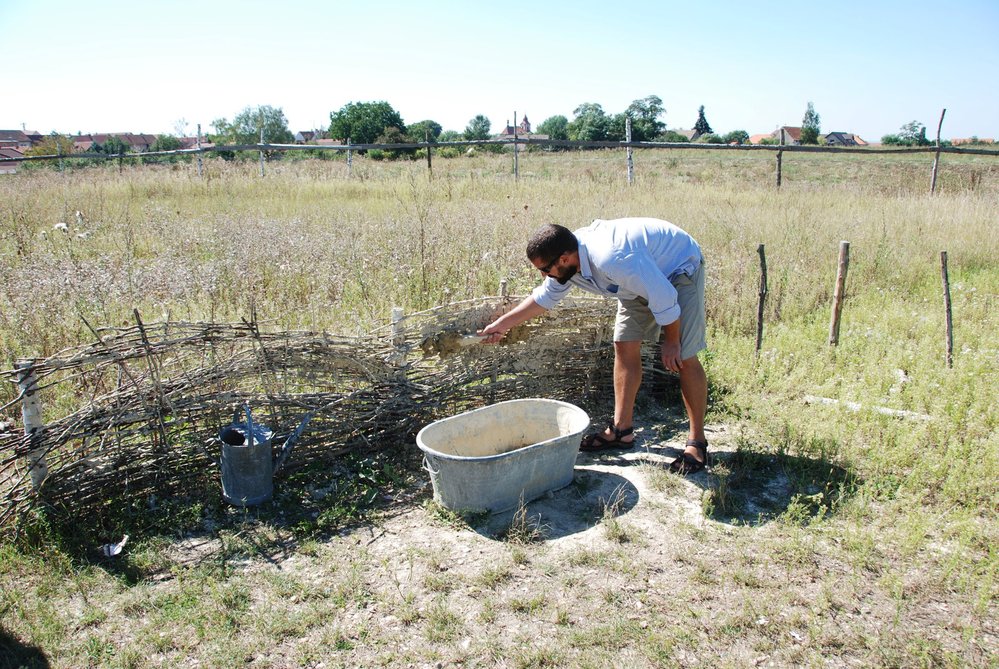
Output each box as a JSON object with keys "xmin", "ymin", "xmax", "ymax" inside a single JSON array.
[{"xmin": 538, "ymin": 254, "xmax": 561, "ymax": 275}]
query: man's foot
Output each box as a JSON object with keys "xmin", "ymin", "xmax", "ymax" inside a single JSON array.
[
  {"xmin": 580, "ymin": 424, "xmax": 634, "ymax": 452},
  {"xmin": 669, "ymin": 439, "xmax": 708, "ymax": 474}
]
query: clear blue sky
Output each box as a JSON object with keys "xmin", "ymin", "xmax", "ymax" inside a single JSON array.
[{"xmin": 2, "ymin": 0, "xmax": 997, "ymax": 142}]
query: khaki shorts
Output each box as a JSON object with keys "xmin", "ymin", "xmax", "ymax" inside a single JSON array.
[{"xmin": 613, "ymin": 262, "xmax": 706, "ymax": 360}]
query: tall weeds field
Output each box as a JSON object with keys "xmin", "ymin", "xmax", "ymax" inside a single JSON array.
[{"xmin": 1, "ymin": 150, "xmax": 996, "ymax": 667}]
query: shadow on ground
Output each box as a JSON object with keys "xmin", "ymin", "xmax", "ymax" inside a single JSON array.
[
  {"xmin": 0, "ymin": 627, "xmax": 50, "ymax": 669},
  {"xmin": 466, "ymin": 467, "xmax": 639, "ymax": 541},
  {"xmin": 642, "ymin": 441, "xmax": 856, "ymax": 526}
]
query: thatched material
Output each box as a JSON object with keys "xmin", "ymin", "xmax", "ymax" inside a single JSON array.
[{"xmin": 0, "ymin": 296, "xmax": 645, "ymax": 530}]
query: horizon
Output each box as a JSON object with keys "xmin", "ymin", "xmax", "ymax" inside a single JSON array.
[{"xmin": 2, "ymin": 0, "xmax": 997, "ymax": 143}]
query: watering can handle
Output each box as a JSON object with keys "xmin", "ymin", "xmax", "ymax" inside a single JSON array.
[
  {"xmin": 273, "ymin": 410, "xmax": 315, "ymax": 475},
  {"xmin": 244, "ymin": 405, "xmax": 253, "ymax": 443}
]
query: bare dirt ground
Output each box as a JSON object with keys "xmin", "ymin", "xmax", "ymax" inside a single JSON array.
[{"xmin": 145, "ymin": 406, "xmax": 994, "ymax": 669}]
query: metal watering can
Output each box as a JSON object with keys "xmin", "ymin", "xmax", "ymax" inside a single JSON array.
[{"xmin": 217, "ymin": 405, "xmax": 313, "ymax": 507}]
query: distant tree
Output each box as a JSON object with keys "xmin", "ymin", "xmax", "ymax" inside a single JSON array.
[
  {"xmin": 438, "ymin": 129, "xmax": 463, "ymax": 143},
  {"xmin": 328, "ymin": 101, "xmax": 405, "ymax": 145},
  {"xmin": 143, "ymin": 134, "xmax": 184, "ymax": 163},
  {"xmin": 150, "ymin": 134, "xmax": 182, "ymax": 152},
  {"xmin": 698, "ymin": 133, "xmax": 724, "ymax": 144},
  {"xmin": 407, "ymin": 119, "xmax": 442, "ymax": 143},
  {"xmin": 722, "ymin": 130, "xmax": 750, "ymax": 145},
  {"xmin": 212, "ymin": 105, "xmax": 294, "ymax": 146},
  {"xmin": 92, "ymin": 135, "xmax": 132, "ymax": 155},
  {"xmin": 24, "ymin": 133, "xmax": 76, "ymax": 157},
  {"xmin": 899, "ymin": 120, "xmax": 930, "ymax": 146},
  {"xmin": 464, "ymin": 115, "xmax": 492, "ymax": 141},
  {"xmin": 693, "ymin": 106, "xmax": 713, "ymax": 136},
  {"xmin": 568, "ymin": 103, "xmax": 611, "ymax": 143},
  {"xmin": 660, "ymin": 130, "xmax": 690, "ymax": 143},
  {"xmin": 801, "ymin": 101, "xmax": 821, "ymax": 144},
  {"xmin": 882, "ymin": 121, "xmax": 931, "ymax": 147},
  {"xmin": 374, "ymin": 126, "xmax": 414, "ymax": 159},
  {"xmin": 625, "ymin": 95, "xmax": 666, "ymax": 141},
  {"xmin": 607, "ymin": 113, "xmax": 628, "ymax": 142},
  {"xmin": 537, "ymin": 115, "xmax": 569, "ymax": 142}
]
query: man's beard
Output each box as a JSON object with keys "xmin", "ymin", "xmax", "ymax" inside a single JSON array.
[{"xmin": 554, "ymin": 264, "xmax": 578, "ymax": 285}]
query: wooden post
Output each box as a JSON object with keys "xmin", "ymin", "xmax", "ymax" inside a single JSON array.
[
  {"xmin": 940, "ymin": 251, "xmax": 953, "ymax": 368},
  {"xmin": 258, "ymin": 116, "xmax": 265, "ymax": 178},
  {"xmin": 513, "ymin": 111, "xmax": 519, "ymax": 181},
  {"xmin": 828, "ymin": 241, "xmax": 850, "ymax": 345},
  {"xmin": 196, "ymin": 123, "xmax": 204, "ymax": 178},
  {"xmin": 56, "ymin": 137, "xmax": 63, "ymax": 172},
  {"xmin": 626, "ymin": 117, "xmax": 634, "ymax": 185},
  {"xmin": 390, "ymin": 307, "xmax": 406, "ymax": 365},
  {"xmin": 425, "ymin": 130, "xmax": 432, "ymax": 175},
  {"xmin": 930, "ymin": 108, "xmax": 947, "ymax": 194},
  {"xmin": 346, "ymin": 137, "xmax": 352, "ymax": 177},
  {"xmin": 776, "ymin": 128, "xmax": 784, "ymax": 189},
  {"xmin": 755, "ymin": 244, "xmax": 768, "ymax": 354},
  {"xmin": 16, "ymin": 360, "xmax": 48, "ymax": 490}
]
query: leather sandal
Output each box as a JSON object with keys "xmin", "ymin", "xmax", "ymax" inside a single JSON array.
[
  {"xmin": 669, "ymin": 439, "xmax": 709, "ymax": 474},
  {"xmin": 580, "ymin": 424, "xmax": 634, "ymax": 452}
]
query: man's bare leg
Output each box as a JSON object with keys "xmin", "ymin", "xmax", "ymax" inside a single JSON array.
[
  {"xmin": 605, "ymin": 340, "xmax": 643, "ymax": 442},
  {"xmin": 678, "ymin": 354, "xmax": 708, "ymax": 462}
]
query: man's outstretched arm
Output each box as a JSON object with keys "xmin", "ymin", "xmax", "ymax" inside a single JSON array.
[{"xmin": 478, "ymin": 296, "xmax": 547, "ymax": 343}]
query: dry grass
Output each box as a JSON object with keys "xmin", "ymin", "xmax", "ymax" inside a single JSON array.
[{"xmin": 0, "ymin": 152, "xmax": 996, "ymax": 668}]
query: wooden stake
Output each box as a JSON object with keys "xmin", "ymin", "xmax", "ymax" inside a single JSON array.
[
  {"xmin": 755, "ymin": 244, "xmax": 768, "ymax": 353},
  {"xmin": 196, "ymin": 123, "xmax": 203, "ymax": 178},
  {"xmin": 626, "ymin": 117, "xmax": 634, "ymax": 185},
  {"xmin": 931, "ymin": 108, "xmax": 947, "ymax": 194},
  {"xmin": 16, "ymin": 360, "xmax": 48, "ymax": 490},
  {"xmin": 346, "ymin": 137, "xmax": 352, "ymax": 177},
  {"xmin": 829, "ymin": 241, "xmax": 850, "ymax": 345},
  {"xmin": 425, "ymin": 130, "xmax": 432, "ymax": 175},
  {"xmin": 258, "ymin": 117, "xmax": 265, "ymax": 178},
  {"xmin": 940, "ymin": 251, "xmax": 953, "ymax": 368},
  {"xmin": 513, "ymin": 111, "xmax": 519, "ymax": 182},
  {"xmin": 776, "ymin": 128, "xmax": 784, "ymax": 189}
]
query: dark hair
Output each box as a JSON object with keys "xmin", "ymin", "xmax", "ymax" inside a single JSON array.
[{"xmin": 526, "ymin": 224, "xmax": 578, "ymax": 263}]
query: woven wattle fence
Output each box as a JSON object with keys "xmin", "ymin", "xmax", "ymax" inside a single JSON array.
[{"xmin": 0, "ymin": 296, "xmax": 631, "ymax": 531}]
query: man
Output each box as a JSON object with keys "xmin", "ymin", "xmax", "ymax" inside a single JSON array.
[{"xmin": 479, "ymin": 218, "xmax": 709, "ymax": 474}]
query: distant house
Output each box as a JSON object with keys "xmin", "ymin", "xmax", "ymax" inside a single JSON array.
[
  {"xmin": 824, "ymin": 132, "xmax": 868, "ymax": 147},
  {"xmin": 73, "ymin": 134, "xmax": 96, "ymax": 152},
  {"xmin": 748, "ymin": 133, "xmax": 771, "ymax": 145},
  {"xmin": 496, "ymin": 115, "xmax": 533, "ymax": 140},
  {"xmin": 672, "ymin": 128, "xmax": 698, "ymax": 141},
  {"xmin": 76, "ymin": 133, "xmax": 158, "ymax": 152},
  {"xmin": 0, "ymin": 147, "xmax": 21, "ymax": 174},
  {"xmin": 295, "ymin": 130, "xmax": 327, "ymax": 144},
  {"xmin": 952, "ymin": 137, "xmax": 995, "ymax": 145},
  {"xmin": 0, "ymin": 130, "xmax": 33, "ymax": 151},
  {"xmin": 769, "ymin": 127, "xmax": 802, "ymax": 145},
  {"xmin": 495, "ymin": 115, "xmax": 548, "ymax": 149}
]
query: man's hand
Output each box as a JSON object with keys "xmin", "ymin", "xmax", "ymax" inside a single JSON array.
[
  {"xmin": 661, "ymin": 340, "xmax": 683, "ymax": 372},
  {"xmin": 660, "ymin": 319, "xmax": 683, "ymax": 372},
  {"xmin": 476, "ymin": 296, "xmax": 548, "ymax": 345},
  {"xmin": 477, "ymin": 322, "xmax": 507, "ymax": 344}
]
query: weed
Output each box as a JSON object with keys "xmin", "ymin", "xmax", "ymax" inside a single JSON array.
[
  {"xmin": 501, "ymin": 498, "xmax": 548, "ymax": 544},
  {"xmin": 424, "ymin": 598, "xmax": 464, "ymax": 642}
]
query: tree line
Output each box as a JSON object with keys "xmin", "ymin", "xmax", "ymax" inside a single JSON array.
[{"xmin": 16, "ymin": 96, "xmax": 979, "ymax": 167}]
